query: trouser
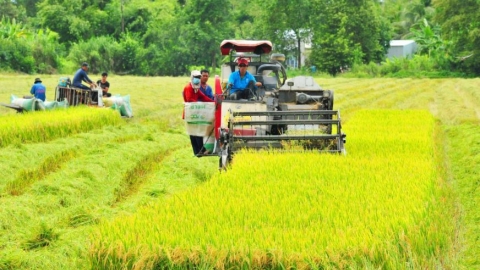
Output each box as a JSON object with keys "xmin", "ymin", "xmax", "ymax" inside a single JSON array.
[
  {"xmin": 229, "ymin": 81, "xmax": 256, "ymax": 100},
  {"xmin": 190, "ymin": 135, "xmax": 204, "ymax": 156},
  {"xmin": 91, "ymin": 91, "xmax": 112, "ymax": 102},
  {"xmin": 74, "ymin": 84, "xmax": 91, "ymax": 90}
]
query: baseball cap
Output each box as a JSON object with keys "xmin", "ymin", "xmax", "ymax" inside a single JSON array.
[
  {"xmin": 81, "ymin": 62, "xmax": 89, "ymax": 67},
  {"xmin": 237, "ymin": 58, "xmax": 249, "ymax": 66},
  {"xmin": 34, "ymin": 78, "xmax": 42, "ymax": 83}
]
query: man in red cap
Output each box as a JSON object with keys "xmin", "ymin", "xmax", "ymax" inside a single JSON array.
[{"xmin": 227, "ymin": 57, "xmax": 262, "ymax": 100}]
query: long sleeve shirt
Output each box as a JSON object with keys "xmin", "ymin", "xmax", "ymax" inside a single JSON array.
[
  {"xmin": 183, "ymin": 83, "xmax": 214, "ymax": 119},
  {"xmin": 72, "ymin": 68, "xmax": 93, "ymax": 88},
  {"xmin": 30, "ymin": 83, "xmax": 46, "ymax": 101}
]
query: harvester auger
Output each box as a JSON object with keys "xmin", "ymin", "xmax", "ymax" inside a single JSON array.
[{"xmin": 184, "ymin": 40, "xmax": 346, "ymax": 170}]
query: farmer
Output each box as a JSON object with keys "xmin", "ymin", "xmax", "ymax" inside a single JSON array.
[
  {"xmin": 199, "ymin": 69, "xmax": 214, "ymax": 100},
  {"xmin": 183, "ymin": 70, "xmax": 214, "ymax": 157},
  {"xmin": 30, "ymin": 78, "xmax": 46, "ymax": 101},
  {"xmin": 96, "ymin": 72, "xmax": 112, "ymax": 97},
  {"xmin": 227, "ymin": 57, "xmax": 262, "ymax": 100},
  {"xmin": 72, "ymin": 62, "xmax": 96, "ymax": 90}
]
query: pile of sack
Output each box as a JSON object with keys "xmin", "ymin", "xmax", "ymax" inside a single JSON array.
[
  {"xmin": 103, "ymin": 94, "xmax": 133, "ymax": 118},
  {"xmin": 9, "ymin": 94, "xmax": 133, "ymax": 118},
  {"xmin": 10, "ymin": 95, "xmax": 69, "ymax": 111}
]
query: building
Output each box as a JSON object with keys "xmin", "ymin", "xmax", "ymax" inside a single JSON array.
[{"xmin": 386, "ymin": 40, "xmax": 417, "ymax": 59}]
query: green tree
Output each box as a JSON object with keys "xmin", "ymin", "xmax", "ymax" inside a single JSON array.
[
  {"xmin": 180, "ymin": 0, "xmax": 233, "ymax": 71},
  {"xmin": 31, "ymin": 28, "xmax": 65, "ymax": 73},
  {"xmin": 381, "ymin": 0, "xmax": 433, "ymax": 39},
  {"xmin": 0, "ymin": 0, "xmax": 27, "ymax": 22},
  {"xmin": 68, "ymin": 36, "xmax": 123, "ymax": 74},
  {"xmin": 407, "ymin": 19, "xmax": 443, "ymax": 57},
  {"xmin": 310, "ymin": 0, "xmax": 388, "ymax": 76},
  {"xmin": 141, "ymin": 2, "xmax": 191, "ymax": 76},
  {"xmin": 257, "ymin": 0, "xmax": 313, "ymax": 68},
  {"xmin": 229, "ymin": 0, "xmax": 260, "ymax": 40},
  {"xmin": 36, "ymin": 0, "xmax": 160, "ymax": 45},
  {"xmin": 0, "ymin": 17, "xmax": 29, "ymax": 39},
  {"xmin": 433, "ymin": 0, "xmax": 480, "ymax": 75}
]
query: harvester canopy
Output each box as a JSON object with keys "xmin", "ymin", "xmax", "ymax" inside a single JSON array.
[{"xmin": 220, "ymin": 40, "xmax": 273, "ymax": 55}]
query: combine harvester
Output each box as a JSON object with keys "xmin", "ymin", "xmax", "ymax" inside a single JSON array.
[{"xmin": 184, "ymin": 40, "xmax": 346, "ymax": 170}]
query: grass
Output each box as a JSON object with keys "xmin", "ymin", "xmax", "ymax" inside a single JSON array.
[{"xmin": 0, "ymin": 74, "xmax": 479, "ymax": 269}]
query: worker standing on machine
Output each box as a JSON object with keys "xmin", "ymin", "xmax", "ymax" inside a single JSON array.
[{"xmin": 183, "ymin": 70, "xmax": 214, "ymax": 157}]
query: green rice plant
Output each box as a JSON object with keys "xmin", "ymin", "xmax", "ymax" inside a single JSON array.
[
  {"xmin": 89, "ymin": 109, "xmax": 454, "ymax": 269},
  {"xmin": 0, "ymin": 107, "xmax": 123, "ymax": 148}
]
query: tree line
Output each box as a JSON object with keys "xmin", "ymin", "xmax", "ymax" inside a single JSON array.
[{"xmin": 0, "ymin": 0, "xmax": 478, "ymax": 76}]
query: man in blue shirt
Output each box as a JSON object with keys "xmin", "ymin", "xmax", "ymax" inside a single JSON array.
[
  {"xmin": 30, "ymin": 78, "xmax": 46, "ymax": 101},
  {"xmin": 227, "ymin": 58, "xmax": 262, "ymax": 100},
  {"xmin": 199, "ymin": 69, "xmax": 214, "ymax": 100},
  {"xmin": 72, "ymin": 62, "xmax": 96, "ymax": 90}
]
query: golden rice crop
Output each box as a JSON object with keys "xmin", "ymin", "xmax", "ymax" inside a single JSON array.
[
  {"xmin": 90, "ymin": 109, "xmax": 453, "ymax": 269},
  {"xmin": 0, "ymin": 107, "xmax": 123, "ymax": 147}
]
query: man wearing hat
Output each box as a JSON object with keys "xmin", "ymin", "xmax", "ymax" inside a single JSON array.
[
  {"xmin": 30, "ymin": 78, "xmax": 46, "ymax": 101},
  {"xmin": 227, "ymin": 57, "xmax": 262, "ymax": 100},
  {"xmin": 72, "ymin": 62, "xmax": 96, "ymax": 90}
]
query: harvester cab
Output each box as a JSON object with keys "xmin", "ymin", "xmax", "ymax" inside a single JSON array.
[{"xmin": 184, "ymin": 40, "xmax": 346, "ymax": 170}]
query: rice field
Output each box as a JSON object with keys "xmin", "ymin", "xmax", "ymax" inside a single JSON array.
[
  {"xmin": 0, "ymin": 74, "xmax": 479, "ymax": 269},
  {"xmin": 91, "ymin": 110, "xmax": 453, "ymax": 269},
  {"xmin": 0, "ymin": 107, "xmax": 123, "ymax": 148}
]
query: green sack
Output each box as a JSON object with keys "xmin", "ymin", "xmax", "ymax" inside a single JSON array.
[
  {"xmin": 119, "ymin": 94, "xmax": 133, "ymax": 118},
  {"xmin": 10, "ymin": 95, "xmax": 45, "ymax": 111},
  {"xmin": 106, "ymin": 94, "xmax": 133, "ymax": 118},
  {"xmin": 57, "ymin": 99, "xmax": 69, "ymax": 108},
  {"xmin": 43, "ymin": 100, "xmax": 58, "ymax": 110},
  {"xmin": 34, "ymin": 99, "xmax": 45, "ymax": 111}
]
